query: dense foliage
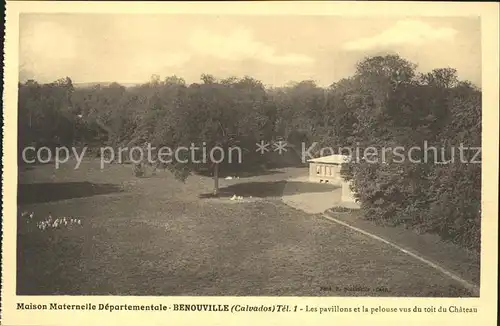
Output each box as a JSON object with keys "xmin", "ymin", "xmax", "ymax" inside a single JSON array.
[{"xmin": 18, "ymin": 55, "xmax": 482, "ymax": 251}]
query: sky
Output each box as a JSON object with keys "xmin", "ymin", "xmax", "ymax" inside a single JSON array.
[{"xmin": 19, "ymin": 14, "xmax": 481, "ymax": 87}]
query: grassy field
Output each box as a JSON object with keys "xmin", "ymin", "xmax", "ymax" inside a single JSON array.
[{"xmin": 17, "ymin": 159, "xmax": 474, "ymax": 296}]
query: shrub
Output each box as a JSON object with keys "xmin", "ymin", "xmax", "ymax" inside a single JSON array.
[
  {"xmin": 134, "ymin": 163, "xmax": 145, "ymax": 177},
  {"xmin": 337, "ymin": 57, "xmax": 481, "ymax": 253},
  {"xmin": 329, "ymin": 206, "xmax": 355, "ymax": 213},
  {"xmin": 343, "ymin": 157, "xmax": 481, "ymax": 252}
]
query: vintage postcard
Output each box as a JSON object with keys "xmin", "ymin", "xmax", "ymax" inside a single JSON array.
[{"xmin": 2, "ymin": 1, "xmax": 499, "ymax": 325}]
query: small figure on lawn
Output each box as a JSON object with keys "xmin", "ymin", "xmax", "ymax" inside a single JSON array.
[{"xmin": 134, "ymin": 162, "xmax": 145, "ymax": 177}]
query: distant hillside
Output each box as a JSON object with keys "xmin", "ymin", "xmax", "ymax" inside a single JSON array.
[{"xmin": 73, "ymin": 82, "xmax": 140, "ymax": 89}]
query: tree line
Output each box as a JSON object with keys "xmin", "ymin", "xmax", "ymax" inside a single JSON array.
[{"xmin": 18, "ymin": 54, "xmax": 481, "ymax": 252}]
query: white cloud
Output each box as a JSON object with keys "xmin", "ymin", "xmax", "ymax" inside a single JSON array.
[
  {"xmin": 22, "ymin": 21, "xmax": 76, "ymax": 60},
  {"xmin": 20, "ymin": 21, "xmax": 80, "ymax": 82},
  {"xmin": 133, "ymin": 52, "xmax": 190, "ymax": 71},
  {"xmin": 187, "ymin": 27, "xmax": 314, "ymax": 65},
  {"xmin": 342, "ymin": 19, "xmax": 458, "ymax": 51}
]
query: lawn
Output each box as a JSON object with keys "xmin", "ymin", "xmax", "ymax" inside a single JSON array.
[{"xmin": 17, "ymin": 159, "xmax": 473, "ymax": 296}]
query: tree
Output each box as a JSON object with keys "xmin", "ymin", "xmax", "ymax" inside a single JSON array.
[
  {"xmin": 116, "ymin": 74, "xmax": 273, "ymax": 195},
  {"xmin": 419, "ymin": 68, "xmax": 459, "ymax": 88},
  {"xmin": 339, "ymin": 55, "xmax": 481, "ymax": 251}
]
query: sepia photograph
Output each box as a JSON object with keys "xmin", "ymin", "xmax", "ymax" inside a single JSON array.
[
  {"xmin": 3, "ymin": 2, "xmax": 499, "ymax": 326},
  {"xmin": 14, "ymin": 13, "xmax": 485, "ymax": 298}
]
